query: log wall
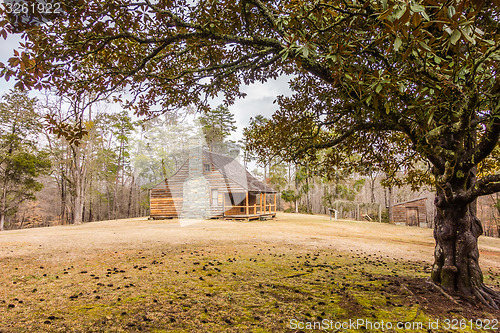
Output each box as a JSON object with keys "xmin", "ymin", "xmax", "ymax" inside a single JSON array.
[{"xmin": 150, "ymin": 161, "xmax": 189, "ymax": 218}]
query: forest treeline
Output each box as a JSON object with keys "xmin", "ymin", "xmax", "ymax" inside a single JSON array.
[
  {"xmin": 1, "ymin": 88, "xmax": 498, "ymax": 238},
  {"xmin": 0, "ymin": 89, "xmax": 268, "ymax": 230},
  {"xmin": 0, "ymin": 89, "xmax": 199, "ymax": 230},
  {"xmin": 0, "ymin": 88, "xmax": 394, "ymax": 230}
]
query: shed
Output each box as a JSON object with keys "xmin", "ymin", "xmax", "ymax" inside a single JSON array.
[
  {"xmin": 391, "ymin": 197, "xmax": 427, "ymax": 226},
  {"xmin": 150, "ymin": 147, "xmax": 277, "ymax": 221}
]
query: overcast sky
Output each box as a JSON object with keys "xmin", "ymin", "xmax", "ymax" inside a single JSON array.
[
  {"xmin": 0, "ymin": 34, "xmax": 293, "ymax": 143},
  {"xmin": 0, "ymin": 33, "xmax": 21, "ymax": 92}
]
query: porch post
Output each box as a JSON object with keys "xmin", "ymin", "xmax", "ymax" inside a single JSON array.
[
  {"xmin": 273, "ymin": 193, "xmax": 277, "ymax": 213},
  {"xmin": 259, "ymin": 193, "xmax": 263, "ymax": 214},
  {"xmin": 245, "ymin": 192, "xmax": 249, "ymax": 216},
  {"xmin": 263, "ymin": 193, "xmax": 267, "ymax": 214}
]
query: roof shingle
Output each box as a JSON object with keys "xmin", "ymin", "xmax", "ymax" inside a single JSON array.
[{"xmin": 204, "ymin": 151, "xmax": 276, "ymax": 193}]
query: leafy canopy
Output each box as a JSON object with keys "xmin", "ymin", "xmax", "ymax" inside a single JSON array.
[{"xmin": 0, "ymin": 0, "xmax": 499, "ymax": 203}]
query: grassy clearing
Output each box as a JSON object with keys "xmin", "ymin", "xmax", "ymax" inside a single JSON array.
[{"xmin": 0, "ymin": 214, "xmax": 499, "ymax": 332}]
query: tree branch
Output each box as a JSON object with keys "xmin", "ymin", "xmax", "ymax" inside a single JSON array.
[
  {"xmin": 462, "ymin": 116, "xmax": 500, "ymax": 169},
  {"xmin": 468, "ymin": 43, "xmax": 500, "ymax": 86},
  {"xmin": 464, "ymin": 174, "xmax": 500, "ymax": 202},
  {"xmin": 247, "ymin": 0, "xmax": 282, "ymax": 34},
  {"xmin": 295, "ymin": 121, "xmax": 395, "ymax": 155}
]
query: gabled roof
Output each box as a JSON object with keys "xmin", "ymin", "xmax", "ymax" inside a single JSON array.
[
  {"xmin": 204, "ymin": 151, "xmax": 276, "ymax": 193},
  {"xmin": 393, "ymin": 197, "xmax": 427, "ymax": 207}
]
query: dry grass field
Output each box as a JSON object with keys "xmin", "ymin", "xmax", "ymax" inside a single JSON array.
[{"xmin": 0, "ymin": 213, "xmax": 499, "ymax": 332}]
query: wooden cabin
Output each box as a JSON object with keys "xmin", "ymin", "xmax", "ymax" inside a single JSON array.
[
  {"xmin": 150, "ymin": 148, "xmax": 277, "ymax": 221},
  {"xmin": 391, "ymin": 197, "xmax": 427, "ymax": 226}
]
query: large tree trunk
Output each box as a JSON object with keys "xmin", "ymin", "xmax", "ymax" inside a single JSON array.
[
  {"xmin": 60, "ymin": 171, "xmax": 67, "ymax": 225},
  {"xmin": 370, "ymin": 177, "xmax": 376, "ymax": 203},
  {"xmin": 0, "ymin": 185, "xmax": 7, "ymax": 231},
  {"xmin": 112, "ymin": 137, "xmax": 124, "ymax": 219},
  {"xmin": 387, "ymin": 186, "xmax": 394, "ymax": 224},
  {"xmin": 71, "ymin": 146, "xmax": 86, "ymax": 225},
  {"xmin": 73, "ymin": 178, "xmax": 84, "ymax": 225},
  {"xmin": 127, "ymin": 176, "xmax": 134, "ymax": 217},
  {"xmin": 431, "ymin": 192, "xmax": 500, "ymax": 309},
  {"xmin": 106, "ymin": 188, "xmax": 112, "ymax": 220},
  {"xmin": 88, "ymin": 177, "xmax": 93, "ymax": 222}
]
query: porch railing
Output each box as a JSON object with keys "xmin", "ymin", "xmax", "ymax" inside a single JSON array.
[{"xmin": 222, "ymin": 203, "xmax": 276, "ymax": 216}]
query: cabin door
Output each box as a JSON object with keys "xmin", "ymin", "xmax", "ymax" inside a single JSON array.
[
  {"xmin": 211, "ymin": 189, "xmax": 219, "ymax": 207},
  {"xmin": 406, "ymin": 208, "xmax": 419, "ymax": 227}
]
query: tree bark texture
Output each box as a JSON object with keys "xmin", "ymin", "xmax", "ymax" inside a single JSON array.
[
  {"xmin": 0, "ymin": 184, "xmax": 7, "ymax": 231},
  {"xmin": 127, "ymin": 176, "xmax": 134, "ymax": 217},
  {"xmin": 432, "ymin": 191, "xmax": 500, "ymax": 309},
  {"xmin": 387, "ymin": 187, "xmax": 394, "ymax": 224},
  {"xmin": 73, "ymin": 179, "xmax": 84, "ymax": 225},
  {"xmin": 71, "ymin": 145, "xmax": 86, "ymax": 225}
]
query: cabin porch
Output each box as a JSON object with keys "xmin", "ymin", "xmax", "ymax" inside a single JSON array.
[{"xmin": 221, "ymin": 191, "xmax": 277, "ymax": 221}]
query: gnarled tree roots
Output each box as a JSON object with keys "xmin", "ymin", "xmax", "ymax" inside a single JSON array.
[
  {"xmin": 472, "ymin": 284, "xmax": 500, "ymax": 310},
  {"xmin": 432, "ymin": 199, "xmax": 500, "ymax": 309}
]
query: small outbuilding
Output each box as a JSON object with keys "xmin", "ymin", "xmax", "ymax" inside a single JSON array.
[
  {"xmin": 150, "ymin": 146, "xmax": 277, "ymax": 221},
  {"xmin": 391, "ymin": 197, "xmax": 427, "ymax": 226}
]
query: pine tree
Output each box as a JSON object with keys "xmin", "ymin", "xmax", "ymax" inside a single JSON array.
[
  {"xmin": 199, "ymin": 105, "xmax": 237, "ymax": 152},
  {"xmin": 0, "ymin": 89, "xmax": 51, "ymax": 230}
]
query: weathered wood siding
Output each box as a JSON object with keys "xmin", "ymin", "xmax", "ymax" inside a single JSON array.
[
  {"xmin": 392, "ymin": 198, "xmax": 427, "ymax": 226},
  {"xmin": 150, "ymin": 162, "xmax": 189, "ymax": 218},
  {"xmin": 203, "ymin": 156, "xmax": 246, "ymax": 217}
]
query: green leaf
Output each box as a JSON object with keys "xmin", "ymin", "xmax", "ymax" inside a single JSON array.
[
  {"xmin": 450, "ymin": 30, "xmax": 461, "ymax": 45},
  {"xmin": 474, "ymin": 27, "xmax": 485, "ymax": 36},
  {"xmin": 418, "ymin": 40, "xmax": 432, "ymax": 52},
  {"xmin": 398, "ymin": 82, "xmax": 405, "ymax": 93},
  {"xmin": 326, "ymin": 54, "xmax": 337, "ymax": 62},
  {"xmin": 393, "ymin": 6, "xmax": 406, "ymax": 20},
  {"xmin": 447, "ymin": 6, "xmax": 456, "ymax": 19},
  {"xmin": 300, "ymin": 45, "xmax": 309, "ymax": 58},
  {"xmin": 427, "ymin": 110, "xmax": 435, "ymax": 126},
  {"xmin": 410, "ymin": 4, "xmax": 425, "ymax": 13},
  {"xmin": 376, "ymin": 83, "xmax": 383, "ymax": 93},
  {"xmin": 461, "ymin": 29, "xmax": 476, "ymax": 45},
  {"xmin": 280, "ymin": 49, "xmax": 289, "ymax": 61},
  {"xmin": 394, "ymin": 37, "xmax": 402, "ymax": 51}
]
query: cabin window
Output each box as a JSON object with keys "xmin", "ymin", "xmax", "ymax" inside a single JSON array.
[
  {"xmin": 211, "ymin": 189, "xmax": 219, "ymax": 206},
  {"xmin": 204, "ymin": 164, "xmax": 211, "ymax": 172}
]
